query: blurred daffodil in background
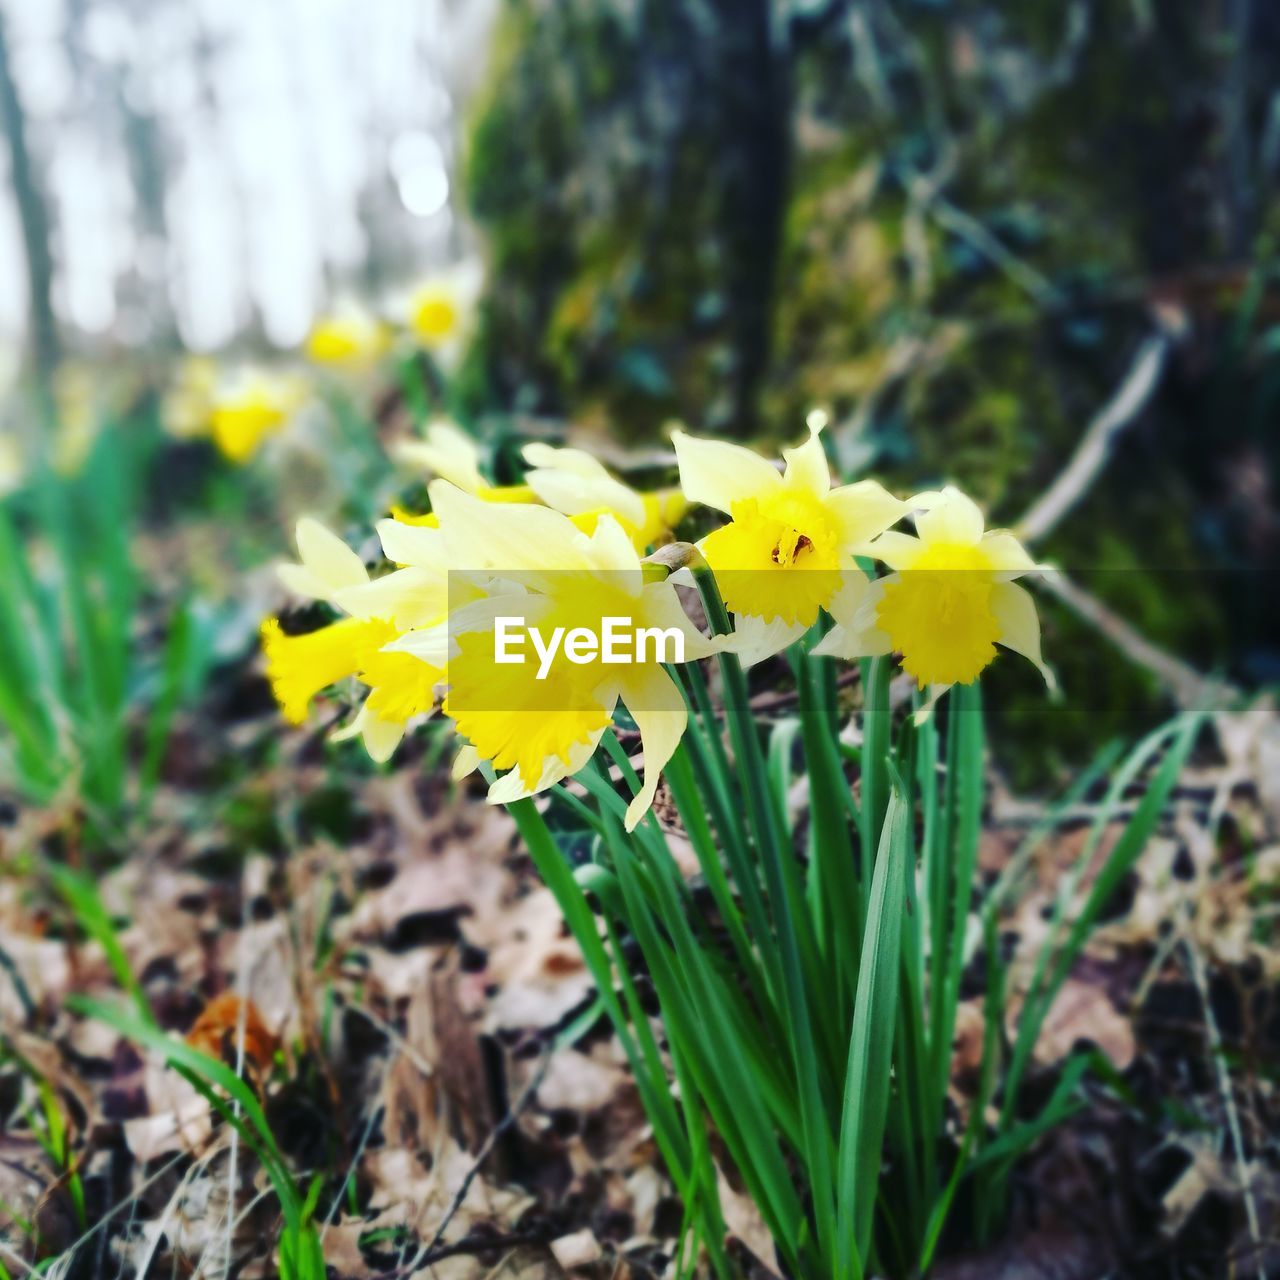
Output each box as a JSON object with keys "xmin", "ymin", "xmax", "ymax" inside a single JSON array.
[
  {"xmin": 399, "ymin": 261, "xmax": 482, "ymax": 366},
  {"xmin": 305, "ymin": 301, "xmax": 391, "ymax": 369},
  {"xmin": 209, "ymin": 368, "xmax": 307, "ymax": 463},
  {"xmin": 392, "ymin": 420, "xmax": 686, "ymax": 550},
  {"xmin": 393, "ymin": 419, "xmax": 535, "ymax": 511},
  {"xmin": 161, "ymin": 356, "xmax": 219, "ymax": 441}
]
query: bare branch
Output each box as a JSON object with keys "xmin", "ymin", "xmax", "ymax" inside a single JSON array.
[
  {"xmin": 1016, "ymin": 333, "xmax": 1170, "ymax": 544},
  {"xmin": 1033, "ymin": 571, "xmax": 1237, "ymax": 709}
]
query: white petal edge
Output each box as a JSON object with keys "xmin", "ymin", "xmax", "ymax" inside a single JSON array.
[
  {"xmin": 671, "ymin": 429, "xmax": 781, "ymax": 514},
  {"xmin": 914, "ymin": 486, "xmax": 985, "ymax": 546},
  {"xmin": 781, "ymin": 424, "xmax": 830, "ymax": 498},
  {"xmin": 295, "ymin": 517, "xmax": 368, "ymax": 591},
  {"xmin": 616, "ymin": 664, "xmax": 688, "ymax": 831},
  {"xmin": 826, "ymin": 480, "xmax": 908, "ymax": 550},
  {"xmin": 990, "ymin": 581, "xmax": 1057, "ymax": 691}
]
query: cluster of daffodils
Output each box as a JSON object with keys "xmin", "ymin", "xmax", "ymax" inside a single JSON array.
[
  {"xmin": 160, "ymin": 265, "xmax": 480, "ymax": 462},
  {"xmin": 262, "ymin": 420, "xmax": 1051, "ymax": 828}
]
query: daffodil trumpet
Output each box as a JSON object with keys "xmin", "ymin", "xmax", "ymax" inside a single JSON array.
[
  {"xmin": 673, "ymin": 419, "xmax": 905, "ymax": 662},
  {"xmin": 814, "ymin": 486, "xmax": 1055, "ymax": 705}
]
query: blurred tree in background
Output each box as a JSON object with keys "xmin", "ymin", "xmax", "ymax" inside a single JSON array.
[{"xmin": 463, "ymin": 0, "xmax": 1280, "ymax": 771}]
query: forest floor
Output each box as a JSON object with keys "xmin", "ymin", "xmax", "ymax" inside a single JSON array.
[{"xmin": 2, "ymin": 631, "xmax": 1278, "ymax": 1279}]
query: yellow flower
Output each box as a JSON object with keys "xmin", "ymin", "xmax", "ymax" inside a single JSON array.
[
  {"xmin": 305, "ymin": 303, "xmax": 390, "ymax": 367},
  {"xmin": 815, "ymin": 486, "xmax": 1053, "ymax": 693},
  {"xmin": 210, "ymin": 370, "xmax": 305, "ymax": 463},
  {"xmin": 391, "ymin": 481, "xmax": 713, "ymax": 829},
  {"xmin": 521, "ymin": 442, "xmax": 688, "ymax": 552},
  {"xmin": 393, "ymin": 426, "xmax": 685, "ymax": 552},
  {"xmin": 393, "ymin": 420, "xmax": 535, "ymax": 510},
  {"xmin": 261, "ymin": 615, "xmax": 396, "ymax": 724},
  {"xmin": 403, "ymin": 262, "xmax": 481, "ymax": 359},
  {"xmin": 673, "ymin": 421, "xmax": 906, "ymax": 648},
  {"xmin": 263, "ymin": 517, "xmax": 450, "ymax": 760}
]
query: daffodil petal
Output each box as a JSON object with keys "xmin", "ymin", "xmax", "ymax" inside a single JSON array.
[
  {"xmin": 782, "ymin": 425, "xmax": 831, "ymax": 498},
  {"xmin": 980, "ymin": 531, "xmax": 1043, "ymax": 580},
  {"xmin": 486, "ymin": 731, "xmax": 604, "ymax": 804},
  {"xmin": 585, "ymin": 514, "xmax": 646, "ymax": 584},
  {"xmin": 429, "ymin": 480, "xmax": 591, "ymax": 574},
  {"xmin": 723, "ymin": 613, "xmax": 808, "ymax": 667},
  {"xmin": 331, "ymin": 704, "xmax": 406, "ymax": 762},
  {"xmin": 864, "ymin": 530, "xmax": 924, "ymax": 570},
  {"xmin": 526, "ymin": 466, "xmax": 647, "ymax": 529},
  {"xmin": 912, "ymin": 684, "xmax": 953, "ymax": 726},
  {"xmin": 617, "ymin": 665, "xmax": 687, "ymax": 831},
  {"xmin": 383, "ymin": 619, "xmax": 452, "ymax": 668},
  {"xmin": 276, "ymin": 563, "xmax": 333, "ymax": 602},
  {"xmin": 452, "ymin": 743, "xmax": 480, "ymax": 781},
  {"xmin": 636, "ymin": 581, "xmax": 718, "ymax": 661},
  {"xmin": 813, "ymin": 574, "xmax": 892, "ymax": 660},
  {"xmin": 376, "ymin": 518, "xmax": 446, "ymax": 568},
  {"xmin": 394, "ymin": 420, "xmax": 486, "ymax": 493},
  {"xmin": 672, "ymin": 429, "xmax": 781, "ymax": 514},
  {"xmin": 990, "ymin": 581, "xmax": 1056, "ymax": 689},
  {"xmin": 296, "ymin": 517, "xmax": 368, "ymax": 591},
  {"xmin": 811, "ymin": 621, "xmax": 893, "ymax": 660},
  {"xmin": 913, "ymin": 486, "xmax": 985, "ymax": 545},
  {"xmin": 825, "ymin": 570, "xmax": 878, "ymax": 630},
  {"xmin": 335, "ymin": 567, "xmax": 448, "ymax": 630},
  {"xmin": 826, "ymin": 480, "xmax": 907, "ymax": 549}
]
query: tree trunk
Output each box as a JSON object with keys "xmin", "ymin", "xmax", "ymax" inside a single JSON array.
[{"xmin": 0, "ymin": 8, "xmax": 60, "ymax": 378}]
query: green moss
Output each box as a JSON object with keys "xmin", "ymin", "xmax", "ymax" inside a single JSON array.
[{"xmin": 460, "ymin": 0, "xmax": 1280, "ymax": 768}]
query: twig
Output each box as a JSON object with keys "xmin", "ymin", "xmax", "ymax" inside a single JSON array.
[
  {"xmin": 399, "ymin": 1229, "xmax": 551, "ymax": 1272},
  {"xmin": 1032, "ymin": 571, "xmax": 1237, "ymax": 710},
  {"xmin": 1184, "ymin": 936, "xmax": 1268, "ymax": 1280},
  {"xmin": 931, "ymin": 196, "xmax": 1064, "ymax": 307},
  {"xmin": 1016, "ymin": 334, "xmax": 1170, "ymax": 544},
  {"xmin": 397, "ymin": 1043, "xmax": 554, "ymax": 1277}
]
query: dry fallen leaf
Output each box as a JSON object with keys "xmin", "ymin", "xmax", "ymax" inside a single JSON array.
[
  {"xmin": 549, "ymin": 1228, "xmax": 601, "ymax": 1270},
  {"xmin": 1024, "ymin": 978, "xmax": 1136, "ymax": 1070},
  {"xmin": 186, "ymin": 993, "xmax": 279, "ymax": 1079}
]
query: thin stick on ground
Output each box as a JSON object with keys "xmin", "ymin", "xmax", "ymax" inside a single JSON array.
[
  {"xmin": 1184, "ymin": 935, "xmax": 1268, "ymax": 1280},
  {"xmin": 1016, "ymin": 332, "xmax": 1171, "ymax": 544},
  {"xmin": 398, "ymin": 1042, "xmax": 555, "ymax": 1277},
  {"xmin": 1034, "ymin": 571, "xmax": 1236, "ymax": 709}
]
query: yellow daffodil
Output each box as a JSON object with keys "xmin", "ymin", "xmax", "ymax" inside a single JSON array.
[
  {"xmin": 521, "ymin": 442, "xmax": 688, "ymax": 552},
  {"xmin": 262, "ymin": 517, "xmax": 449, "ymax": 760},
  {"xmin": 815, "ymin": 486, "xmax": 1054, "ymax": 695},
  {"xmin": 393, "ymin": 425, "xmax": 685, "ymax": 550},
  {"xmin": 210, "ymin": 370, "xmax": 306, "ymax": 463},
  {"xmin": 161, "ymin": 357, "xmax": 218, "ymax": 441},
  {"xmin": 673, "ymin": 421, "xmax": 907, "ymax": 652},
  {"xmin": 402, "ymin": 261, "xmax": 482, "ymax": 362},
  {"xmin": 389, "ymin": 481, "xmax": 713, "ymax": 829},
  {"xmin": 391, "ymin": 420, "xmax": 536, "ymax": 525},
  {"xmin": 305, "ymin": 303, "xmax": 390, "ymax": 368}
]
